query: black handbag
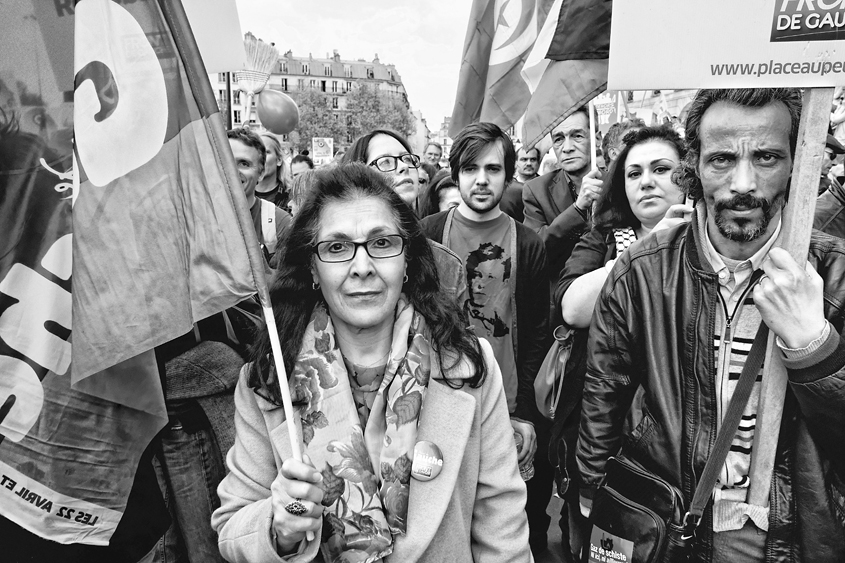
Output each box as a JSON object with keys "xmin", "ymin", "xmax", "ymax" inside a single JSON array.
[{"xmin": 583, "ymin": 323, "xmax": 770, "ymax": 563}]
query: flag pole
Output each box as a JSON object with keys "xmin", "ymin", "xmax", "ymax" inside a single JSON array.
[
  {"xmin": 746, "ymin": 86, "xmax": 833, "ymax": 507},
  {"xmin": 156, "ymin": 0, "xmax": 311, "ymax": 541},
  {"xmin": 588, "ymin": 98, "xmax": 598, "ymax": 170}
]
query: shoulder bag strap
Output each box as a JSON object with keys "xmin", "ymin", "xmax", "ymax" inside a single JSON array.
[{"xmin": 682, "ymin": 320, "xmax": 770, "ymax": 538}]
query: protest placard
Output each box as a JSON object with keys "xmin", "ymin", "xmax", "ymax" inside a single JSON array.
[
  {"xmin": 312, "ymin": 137, "xmax": 335, "ymax": 166},
  {"xmin": 609, "ymin": 0, "xmax": 845, "ymax": 89}
]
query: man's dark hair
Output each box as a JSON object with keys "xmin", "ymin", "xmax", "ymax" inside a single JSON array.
[
  {"xmin": 449, "ymin": 122, "xmax": 516, "ymax": 184},
  {"xmin": 291, "ymin": 154, "xmax": 314, "ymax": 169},
  {"xmin": 674, "ymin": 88, "xmax": 802, "ymax": 201},
  {"xmin": 227, "ymin": 127, "xmax": 266, "ymax": 171},
  {"xmin": 601, "ymin": 119, "xmax": 646, "ymax": 167},
  {"xmin": 465, "ymin": 242, "xmax": 512, "ymax": 296},
  {"xmin": 595, "ymin": 125, "xmax": 686, "ymax": 230},
  {"xmin": 517, "ymin": 145, "xmax": 540, "ymax": 160}
]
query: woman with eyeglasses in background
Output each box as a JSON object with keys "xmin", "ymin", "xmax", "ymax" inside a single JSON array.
[
  {"xmin": 344, "ymin": 130, "xmax": 467, "ymax": 302},
  {"xmin": 212, "ymin": 164, "xmax": 531, "ymax": 562},
  {"xmin": 343, "ymin": 129, "xmax": 423, "ymax": 214}
]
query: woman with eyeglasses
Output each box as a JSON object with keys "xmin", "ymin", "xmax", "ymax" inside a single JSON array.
[
  {"xmin": 212, "ymin": 163, "xmax": 531, "ymax": 563},
  {"xmin": 342, "ymin": 129, "xmax": 423, "ymax": 213}
]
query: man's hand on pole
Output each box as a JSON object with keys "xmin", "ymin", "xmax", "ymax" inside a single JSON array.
[{"xmin": 754, "ymin": 247, "xmax": 826, "ymax": 349}]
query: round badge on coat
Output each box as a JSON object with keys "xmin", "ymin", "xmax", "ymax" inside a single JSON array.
[{"xmin": 411, "ymin": 441, "xmax": 443, "ymax": 482}]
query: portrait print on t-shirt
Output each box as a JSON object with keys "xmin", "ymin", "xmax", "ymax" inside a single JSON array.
[{"xmin": 464, "ymin": 242, "xmax": 511, "ymax": 338}]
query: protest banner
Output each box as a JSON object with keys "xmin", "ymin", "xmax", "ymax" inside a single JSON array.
[
  {"xmin": 0, "ymin": 0, "xmax": 266, "ymax": 546},
  {"xmin": 608, "ymin": 0, "xmax": 836, "ymax": 523},
  {"xmin": 610, "ymin": 0, "xmax": 845, "ymax": 89}
]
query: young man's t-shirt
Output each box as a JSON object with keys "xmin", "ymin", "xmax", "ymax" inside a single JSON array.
[{"xmin": 448, "ymin": 210, "xmax": 517, "ymax": 411}]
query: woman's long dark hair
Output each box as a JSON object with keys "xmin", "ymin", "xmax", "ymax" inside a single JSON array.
[
  {"xmin": 594, "ymin": 125, "xmax": 686, "ymax": 230},
  {"xmin": 249, "ymin": 163, "xmax": 486, "ymax": 404}
]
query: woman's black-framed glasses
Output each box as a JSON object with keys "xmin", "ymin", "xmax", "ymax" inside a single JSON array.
[
  {"xmin": 368, "ymin": 154, "xmax": 421, "ymax": 173},
  {"xmin": 314, "ymin": 235, "xmax": 407, "ymax": 263}
]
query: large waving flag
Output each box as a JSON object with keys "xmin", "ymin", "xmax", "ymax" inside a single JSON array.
[
  {"xmin": 0, "ymin": 0, "xmax": 264, "ymax": 545},
  {"xmin": 450, "ymin": 0, "xmax": 611, "ymax": 147},
  {"xmin": 450, "ymin": 0, "xmax": 555, "ymax": 137}
]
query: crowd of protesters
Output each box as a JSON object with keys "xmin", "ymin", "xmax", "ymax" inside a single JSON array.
[{"xmin": 7, "ymin": 87, "xmax": 845, "ymax": 563}]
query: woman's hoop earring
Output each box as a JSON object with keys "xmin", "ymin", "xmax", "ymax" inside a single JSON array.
[
  {"xmin": 312, "ymin": 282, "xmax": 320, "ymax": 291},
  {"xmin": 403, "ymin": 274, "xmax": 409, "ymax": 284}
]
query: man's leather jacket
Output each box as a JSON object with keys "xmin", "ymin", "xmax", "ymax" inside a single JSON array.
[{"xmin": 576, "ymin": 213, "xmax": 845, "ymax": 562}]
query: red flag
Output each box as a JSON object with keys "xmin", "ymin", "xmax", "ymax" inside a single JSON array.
[
  {"xmin": 450, "ymin": 0, "xmax": 554, "ymax": 137},
  {"xmin": 0, "ymin": 0, "xmax": 264, "ymax": 544}
]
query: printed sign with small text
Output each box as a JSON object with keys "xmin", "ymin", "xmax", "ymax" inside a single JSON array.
[{"xmin": 609, "ymin": 0, "xmax": 845, "ymax": 89}]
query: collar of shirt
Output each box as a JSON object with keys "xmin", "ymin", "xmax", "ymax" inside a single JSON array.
[{"xmin": 700, "ymin": 210, "xmax": 782, "ymax": 296}]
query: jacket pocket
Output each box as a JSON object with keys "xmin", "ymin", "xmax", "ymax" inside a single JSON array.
[{"xmin": 624, "ymin": 408, "xmax": 659, "ymax": 457}]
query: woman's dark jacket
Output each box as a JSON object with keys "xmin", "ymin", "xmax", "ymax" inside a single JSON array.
[{"xmin": 577, "ymin": 214, "xmax": 845, "ymax": 562}]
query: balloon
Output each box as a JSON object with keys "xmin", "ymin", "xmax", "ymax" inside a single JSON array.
[{"xmin": 256, "ymin": 89, "xmax": 299, "ymax": 135}]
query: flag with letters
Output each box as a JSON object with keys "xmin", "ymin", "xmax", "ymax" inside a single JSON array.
[{"xmin": 0, "ymin": 0, "xmax": 261, "ymax": 545}]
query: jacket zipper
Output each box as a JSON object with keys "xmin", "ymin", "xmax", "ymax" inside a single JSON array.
[{"xmin": 692, "ymin": 275, "xmax": 757, "ymax": 494}]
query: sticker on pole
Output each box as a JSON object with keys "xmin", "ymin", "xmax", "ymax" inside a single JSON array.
[{"xmin": 586, "ymin": 526, "xmax": 634, "ymax": 563}]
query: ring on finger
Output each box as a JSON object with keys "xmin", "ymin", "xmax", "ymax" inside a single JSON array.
[{"xmin": 284, "ymin": 498, "xmax": 308, "ymax": 516}]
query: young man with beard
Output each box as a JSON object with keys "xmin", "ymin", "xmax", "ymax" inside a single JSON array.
[
  {"xmin": 420, "ymin": 122, "xmax": 553, "ymax": 556},
  {"xmin": 577, "ymin": 88, "xmax": 845, "ymax": 561}
]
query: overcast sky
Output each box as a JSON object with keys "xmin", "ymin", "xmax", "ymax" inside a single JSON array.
[{"xmin": 234, "ymin": 0, "xmax": 472, "ymax": 132}]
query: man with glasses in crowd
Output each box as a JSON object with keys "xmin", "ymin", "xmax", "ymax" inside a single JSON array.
[{"xmin": 424, "ymin": 141, "xmax": 444, "ymax": 170}]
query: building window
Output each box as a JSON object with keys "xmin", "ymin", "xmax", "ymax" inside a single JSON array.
[
  {"xmin": 332, "ymin": 97, "xmax": 338, "ymax": 109},
  {"xmin": 324, "ymin": 65, "xmax": 332, "ymax": 76},
  {"xmin": 344, "ymin": 65, "xmax": 352, "ymax": 77},
  {"xmin": 218, "ymin": 89, "xmax": 227, "ymax": 102},
  {"xmin": 281, "ymin": 62, "xmax": 288, "ymax": 73},
  {"xmin": 231, "ymin": 73, "xmax": 238, "ymax": 83},
  {"xmin": 217, "ymin": 73, "xmax": 226, "ymax": 82},
  {"xmin": 298, "ymin": 79, "xmax": 305, "ymax": 90},
  {"xmin": 309, "ymin": 79, "xmax": 317, "ymax": 89},
  {"xmin": 302, "ymin": 63, "xmax": 310, "ymax": 75},
  {"xmin": 332, "ymin": 81, "xmax": 338, "ymax": 93},
  {"xmin": 346, "ymin": 81, "xmax": 352, "ymax": 92},
  {"xmin": 232, "ymin": 91, "xmax": 241, "ymax": 104},
  {"xmin": 321, "ymin": 80, "xmax": 327, "ymax": 92},
  {"xmin": 366, "ymin": 68, "xmax": 374, "ymax": 79},
  {"xmin": 281, "ymin": 78, "xmax": 288, "ymax": 91},
  {"xmin": 233, "ymin": 110, "xmax": 241, "ymax": 124}
]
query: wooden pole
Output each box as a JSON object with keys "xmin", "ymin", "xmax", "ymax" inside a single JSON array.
[
  {"xmin": 588, "ymin": 98, "xmax": 598, "ymax": 170},
  {"xmin": 746, "ymin": 87, "xmax": 833, "ymax": 507}
]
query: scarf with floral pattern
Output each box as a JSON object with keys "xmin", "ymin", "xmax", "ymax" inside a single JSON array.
[{"xmin": 288, "ymin": 298, "xmax": 433, "ymax": 562}]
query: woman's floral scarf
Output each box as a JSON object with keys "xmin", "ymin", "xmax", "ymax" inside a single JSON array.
[{"xmin": 288, "ymin": 298, "xmax": 433, "ymax": 563}]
